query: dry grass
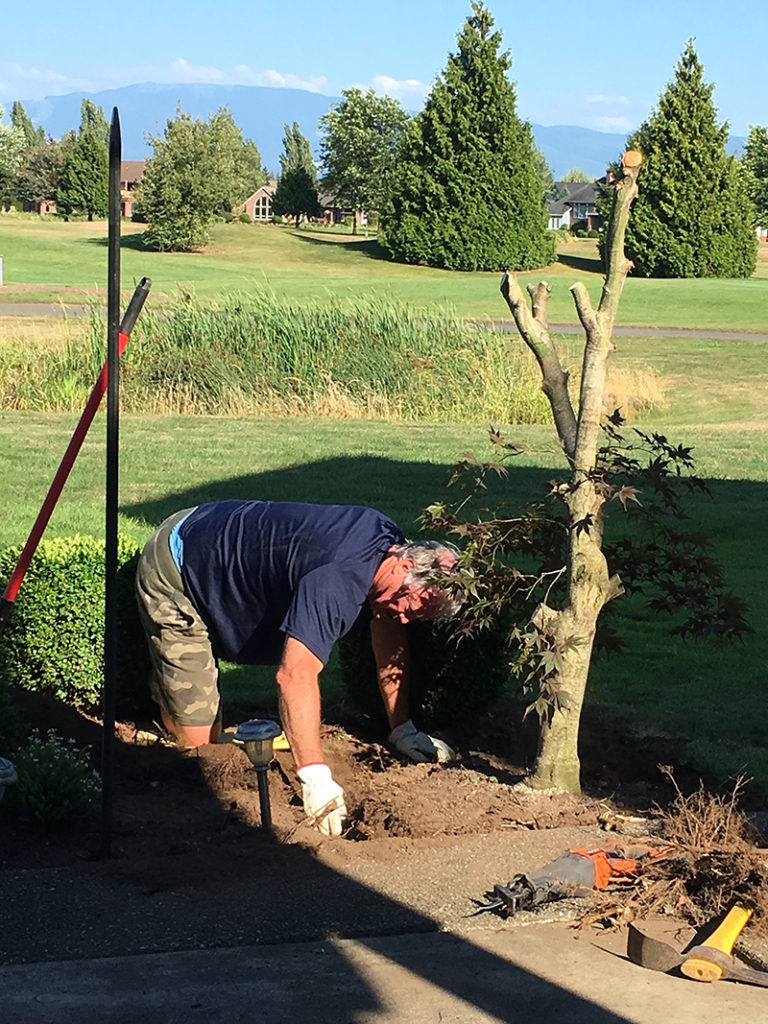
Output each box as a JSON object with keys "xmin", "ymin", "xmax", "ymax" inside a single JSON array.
[
  {"xmin": 0, "ymin": 316, "xmax": 90, "ymax": 351},
  {"xmin": 586, "ymin": 769, "xmax": 768, "ymax": 936},
  {"xmin": 603, "ymin": 365, "xmax": 666, "ymax": 419}
]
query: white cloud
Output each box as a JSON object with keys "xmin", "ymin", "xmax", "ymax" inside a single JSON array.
[
  {"xmin": 231, "ymin": 65, "xmax": 329, "ymax": 93},
  {"xmin": 370, "ymin": 74, "xmax": 429, "ymax": 103},
  {"xmin": 0, "ymin": 62, "xmax": 91, "ymax": 102},
  {"xmin": 168, "ymin": 58, "xmax": 229, "ymax": 85},
  {"xmin": 592, "ymin": 115, "xmax": 632, "ymax": 132}
]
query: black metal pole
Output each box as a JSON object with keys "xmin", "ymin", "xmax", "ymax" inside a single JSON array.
[
  {"xmin": 101, "ymin": 107, "xmax": 121, "ymax": 857},
  {"xmin": 256, "ymin": 769, "xmax": 273, "ymax": 832}
]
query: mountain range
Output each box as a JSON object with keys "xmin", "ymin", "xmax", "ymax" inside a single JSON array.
[{"xmin": 21, "ymin": 82, "xmax": 746, "ymax": 181}]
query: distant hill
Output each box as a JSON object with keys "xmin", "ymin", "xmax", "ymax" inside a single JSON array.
[{"xmin": 21, "ymin": 82, "xmax": 746, "ymax": 180}]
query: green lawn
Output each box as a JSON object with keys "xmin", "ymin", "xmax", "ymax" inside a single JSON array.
[
  {"xmin": 0, "ymin": 212, "xmax": 766, "ymax": 793},
  {"xmin": 1, "ymin": 215, "xmax": 768, "ymax": 330},
  {"xmin": 0, "ymin": 402, "xmax": 765, "ymax": 792}
]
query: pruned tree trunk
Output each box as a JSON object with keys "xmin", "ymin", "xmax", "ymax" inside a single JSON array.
[{"xmin": 500, "ymin": 151, "xmax": 642, "ymax": 794}]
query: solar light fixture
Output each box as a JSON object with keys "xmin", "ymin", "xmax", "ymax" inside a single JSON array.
[{"xmin": 234, "ymin": 719, "xmax": 283, "ymax": 832}]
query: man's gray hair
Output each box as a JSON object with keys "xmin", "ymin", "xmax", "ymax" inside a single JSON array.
[{"xmin": 392, "ymin": 540, "xmax": 463, "ymax": 617}]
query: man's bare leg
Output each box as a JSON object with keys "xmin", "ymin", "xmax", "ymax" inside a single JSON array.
[{"xmin": 160, "ymin": 708, "xmax": 221, "ymax": 747}]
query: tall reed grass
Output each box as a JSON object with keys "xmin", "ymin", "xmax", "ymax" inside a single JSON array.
[{"xmin": 0, "ymin": 295, "xmax": 662, "ymax": 423}]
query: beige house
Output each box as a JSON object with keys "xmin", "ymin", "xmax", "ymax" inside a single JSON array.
[
  {"xmin": 242, "ymin": 179, "xmax": 278, "ymax": 221},
  {"xmin": 120, "ymin": 161, "xmax": 145, "ymax": 218}
]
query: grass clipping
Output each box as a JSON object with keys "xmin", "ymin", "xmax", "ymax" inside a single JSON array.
[{"xmin": 589, "ymin": 768, "xmax": 768, "ymax": 937}]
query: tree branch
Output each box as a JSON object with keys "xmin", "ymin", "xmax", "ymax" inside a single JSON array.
[
  {"xmin": 571, "ymin": 152, "xmax": 642, "ymax": 473},
  {"xmin": 500, "ymin": 272, "xmax": 577, "ymax": 460}
]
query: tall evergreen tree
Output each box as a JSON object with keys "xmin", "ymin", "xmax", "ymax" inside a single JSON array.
[
  {"xmin": 617, "ymin": 41, "xmax": 756, "ymax": 278},
  {"xmin": 743, "ymin": 125, "xmax": 768, "ymax": 231},
  {"xmin": 56, "ymin": 129, "xmax": 108, "ymax": 220},
  {"xmin": 381, "ymin": 3, "xmax": 555, "ymax": 271},
  {"xmin": 273, "ymin": 166, "xmax": 322, "ymax": 226},
  {"xmin": 279, "ymin": 122, "xmax": 316, "ymax": 181}
]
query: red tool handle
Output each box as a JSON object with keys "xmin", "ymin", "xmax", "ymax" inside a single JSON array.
[{"xmin": 0, "ymin": 277, "xmax": 151, "ymax": 632}]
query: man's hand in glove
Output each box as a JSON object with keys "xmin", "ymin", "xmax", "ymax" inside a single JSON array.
[
  {"xmin": 296, "ymin": 763, "xmax": 347, "ymax": 836},
  {"xmin": 389, "ymin": 720, "xmax": 456, "ymax": 764}
]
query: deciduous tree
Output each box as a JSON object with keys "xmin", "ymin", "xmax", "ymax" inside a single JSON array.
[
  {"xmin": 11, "ymin": 101, "xmax": 45, "ymax": 150},
  {"xmin": 138, "ymin": 107, "xmax": 265, "ymax": 250},
  {"xmin": 425, "ymin": 151, "xmax": 749, "ymax": 793},
  {"xmin": 0, "ymin": 104, "xmax": 25, "ymax": 208},
  {"xmin": 18, "ymin": 138, "xmax": 68, "ymax": 208},
  {"xmin": 615, "ymin": 41, "xmax": 756, "ymax": 278},
  {"xmin": 562, "ymin": 167, "xmax": 592, "ymax": 183},
  {"xmin": 319, "ymin": 87, "xmax": 408, "ymax": 232},
  {"xmin": 381, "ymin": 3, "xmax": 555, "ymax": 271}
]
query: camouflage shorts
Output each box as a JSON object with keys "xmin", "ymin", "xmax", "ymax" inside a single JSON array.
[{"xmin": 135, "ymin": 509, "xmax": 221, "ymax": 727}]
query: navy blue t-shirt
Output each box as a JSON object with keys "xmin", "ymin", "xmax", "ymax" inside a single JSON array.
[{"xmin": 177, "ymin": 500, "xmax": 405, "ymax": 665}]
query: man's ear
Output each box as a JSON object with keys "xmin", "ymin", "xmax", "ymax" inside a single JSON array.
[{"xmin": 397, "ymin": 557, "xmax": 414, "ymax": 576}]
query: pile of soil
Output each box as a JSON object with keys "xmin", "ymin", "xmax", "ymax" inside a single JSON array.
[{"xmin": 1, "ymin": 687, "xmax": 718, "ymax": 888}]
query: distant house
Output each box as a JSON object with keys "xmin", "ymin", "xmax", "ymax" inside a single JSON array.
[
  {"xmin": 548, "ymin": 181, "xmax": 602, "ymax": 232},
  {"xmin": 120, "ymin": 161, "xmax": 145, "ymax": 218},
  {"xmin": 242, "ymin": 179, "xmax": 277, "ymax": 221},
  {"xmin": 23, "ymin": 160, "xmax": 146, "ymax": 217}
]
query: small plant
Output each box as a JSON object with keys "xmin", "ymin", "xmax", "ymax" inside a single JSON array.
[
  {"xmin": 238, "ymin": 212, "xmax": 251, "ymax": 224},
  {"xmin": 8, "ymin": 730, "xmax": 100, "ymax": 828}
]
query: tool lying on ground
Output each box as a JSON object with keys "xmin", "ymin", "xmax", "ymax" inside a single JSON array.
[
  {"xmin": 473, "ymin": 842, "xmax": 676, "ymax": 917},
  {"xmin": 627, "ymin": 903, "xmax": 768, "ymax": 987}
]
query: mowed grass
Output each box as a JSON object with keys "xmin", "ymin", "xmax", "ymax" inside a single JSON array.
[
  {"xmin": 0, "ymin": 398, "xmax": 765, "ymax": 792},
  {"xmin": 0, "ymin": 213, "xmax": 766, "ymax": 791},
  {"xmin": 1, "ymin": 214, "xmax": 768, "ymax": 329}
]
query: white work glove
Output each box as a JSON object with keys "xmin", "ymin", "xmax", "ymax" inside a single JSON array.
[
  {"xmin": 296, "ymin": 764, "xmax": 347, "ymax": 837},
  {"xmin": 389, "ymin": 720, "xmax": 456, "ymax": 764}
]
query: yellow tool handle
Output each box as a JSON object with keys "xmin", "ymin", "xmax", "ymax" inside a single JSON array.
[{"xmin": 681, "ymin": 903, "xmax": 753, "ymax": 982}]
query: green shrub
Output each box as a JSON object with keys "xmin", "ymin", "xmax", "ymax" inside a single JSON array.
[
  {"xmin": 338, "ymin": 617, "xmax": 511, "ymax": 734},
  {"xmin": 7, "ymin": 729, "xmax": 99, "ymax": 827},
  {"xmin": 0, "ymin": 535, "xmax": 151, "ymax": 715},
  {"xmin": 239, "ymin": 212, "xmax": 251, "ymax": 224},
  {"xmin": 587, "ymin": 229, "xmax": 600, "ymax": 239}
]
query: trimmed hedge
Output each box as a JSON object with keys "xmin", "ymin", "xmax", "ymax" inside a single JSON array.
[{"xmin": 0, "ymin": 535, "xmax": 151, "ymax": 716}]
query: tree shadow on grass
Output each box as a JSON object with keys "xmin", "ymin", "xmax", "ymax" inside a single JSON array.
[
  {"xmin": 120, "ymin": 454, "xmax": 557, "ymax": 535},
  {"xmin": 292, "ymin": 231, "xmax": 393, "ymax": 262},
  {"xmin": 557, "ymin": 251, "xmax": 604, "ymax": 274}
]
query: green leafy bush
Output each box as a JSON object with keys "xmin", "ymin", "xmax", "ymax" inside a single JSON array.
[
  {"xmin": 238, "ymin": 212, "xmax": 251, "ymax": 224},
  {"xmin": 0, "ymin": 535, "xmax": 151, "ymax": 714},
  {"xmin": 7, "ymin": 729, "xmax": 99, "ymax": 827},
  {"xmin": 338, "ymin": 617, "xmax": 511, "ymax": 734}
]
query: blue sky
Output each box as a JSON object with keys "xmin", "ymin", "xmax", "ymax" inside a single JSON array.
[{"xmin": 1, "ymin": 0, "xmax": 763, "ymax": 135}]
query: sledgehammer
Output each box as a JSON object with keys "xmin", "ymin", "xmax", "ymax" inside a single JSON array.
[
  {"xmin": 628, "ymin": 903, "xmax": 768, "ymax": 986},
  {"xmin": 681, "ymin": 903, "xmax": 753, "ymax": 982}
]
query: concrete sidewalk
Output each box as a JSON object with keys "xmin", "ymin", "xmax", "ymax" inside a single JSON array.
[{"xmin": 2, "ymin": 923, "xmax": 765, "ymax": 1024}]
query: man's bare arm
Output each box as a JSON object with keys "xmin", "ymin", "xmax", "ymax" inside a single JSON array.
[
  {"xmin": 369, "ymin": 617, "xmax": 411, "ymax": 731},
  {"xmin": 275, "ymin": 637, "xmax": 325, "ymax": 767}
]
